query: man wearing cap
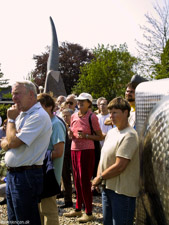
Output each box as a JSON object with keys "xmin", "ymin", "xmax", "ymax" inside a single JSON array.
[{"xmin": 63, "ymin": 92, "xmax": 103, "ymax": 223}]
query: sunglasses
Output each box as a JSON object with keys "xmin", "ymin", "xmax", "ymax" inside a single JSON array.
[{"xmin": 66, "ymin": 101, "xmax": 74, "ymax": 105}]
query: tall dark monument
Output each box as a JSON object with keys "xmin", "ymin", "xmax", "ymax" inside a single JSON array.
[{"xmin": 44, "ymin": 17, "xmax": 67, "ymax": 96}]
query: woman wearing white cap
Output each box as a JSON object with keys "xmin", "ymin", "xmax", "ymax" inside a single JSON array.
[{"xmin": 63, "ymin": 93, "xmax": 103, "ymax": 223}]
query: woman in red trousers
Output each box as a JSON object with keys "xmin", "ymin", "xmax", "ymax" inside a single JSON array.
[{"xmin": 63, "ymin": 93, "xmax": 103, "ymax": 223}]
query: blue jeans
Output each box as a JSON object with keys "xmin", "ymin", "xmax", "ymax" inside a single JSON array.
[
  {"xmin": 6, "ymin": 168, "xmax": 43, "ymax": 225},
  {"xmin": 102, "ymin": 189, "xmax": 136, "ymax": 225}
]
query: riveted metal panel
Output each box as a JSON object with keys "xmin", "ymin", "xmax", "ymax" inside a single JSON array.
[{"xmin": 135, "ymin": 79, "xmax": 169, "ymax": 225}]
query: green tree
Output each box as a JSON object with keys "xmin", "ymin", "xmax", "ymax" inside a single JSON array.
[
  {"xmin": 154, "ymin": 39, "xmax": 169, "ymax": 79},
  {"xmin": 0, "ymin": 104, "xmax": 11, "ymax": 121},
  {"xmin": 72, "ymin": 44, "xmax": 138, "ymax": 101},
  {"xmin": 29, "ymin": 42, "xmax": 94, "ymax": 94},
  {"xmin": 59, "ymin": 42, "xmax": 94, "ymax": 94},
  {"xmin": 136, "ymin": 0, "xmax": 169, "ymax": 78}
]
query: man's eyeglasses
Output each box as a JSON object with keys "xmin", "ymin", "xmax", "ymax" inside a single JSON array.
[{"xmin": 66, "ymin": 101, "xmax": 73, "ymax": 105}]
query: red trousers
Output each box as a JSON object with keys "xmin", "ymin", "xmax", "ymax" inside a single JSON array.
[{"xmin": 71, "ymin": 149, "xmax": 95, "ymax": 214}]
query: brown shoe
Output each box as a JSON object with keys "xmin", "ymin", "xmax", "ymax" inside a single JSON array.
[
  {"xmin": 63, "ymin": 210, "xmax": 82, "ymax": 217},
  {"xmin": 78, "ymin": 214, "xmax": 94, "ymax": 223}
]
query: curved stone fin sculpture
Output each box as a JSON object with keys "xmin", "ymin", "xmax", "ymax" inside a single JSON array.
[
  {"xmin": 44, "ymin": 17, "xmax": 67, "ymax": 97},
  {"xmin": 47, "ymin": 16, "xmax": 59, "ymax": 71}
]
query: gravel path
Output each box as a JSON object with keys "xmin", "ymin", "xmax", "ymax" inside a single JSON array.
[
  {"xmin": 0, "ymin": 194, "xmax": 103, "ymax": 225},
  {"xmin": 58, "ymin": 193, "xmax": 103, "ymax": 225}
]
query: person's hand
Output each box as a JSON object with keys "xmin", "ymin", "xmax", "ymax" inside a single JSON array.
[
  {"xmin": 77, "ymin": 131, "xmax": 86, "ymax": 139},
  {"xmin": 68, "ymin": 129, "xmax": 73, "ymax": 139},
  {"xmin": 91, "ymin": 184, "xmax": 100, "ymax": 192},
  {"xmin": 7, "ymin": 104, "xmax": 20, "ymax": 120},
  {"xmin": 1, "ymin": 137, "xmax": 9, "ymax": 151},
  {"xmin": 92, "ymin": 176, "xmax": 101, "ymax": 187},
  {"xmin": 104, "ymin": 118, "xmax": 113, "ymax": 126},
  {"xmin": 0, "ymin": 177, "xmax": 6, "ymax": 183}
]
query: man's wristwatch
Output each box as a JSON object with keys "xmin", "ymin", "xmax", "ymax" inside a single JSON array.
[
  {"xmin": 86, "ymin": 134, "xmax": 89, "ymax": 139},
  {"xmin": 8, "ymin": 119, "xmax": 15, "ymax": 123}
]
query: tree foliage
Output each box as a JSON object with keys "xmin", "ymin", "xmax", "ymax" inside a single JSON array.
[
  {"xmin": 136, "ymin": 0, "xmax": 169, "ymax": 78},
  {"xmin": 59, "ymin": 42, "xmax": 94, "ymax": 94},
  {"xmin": 72, "ymin": 44, "xmax": 138, "ymax": 101},
  {"xmin": 154, "ymin": 39, "xmax": 169, "ymax": 79},
  {"xmin": 0, "ymin": 104, "xmax": 11, "ymax": 121},
  {"xmin": 29, "ymin": 42, "xmax": 94, "ymax": 94}
]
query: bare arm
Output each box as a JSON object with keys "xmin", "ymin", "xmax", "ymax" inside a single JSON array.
[
  {"xmin": 92, "ymin": 157, "xmax": 130, "ymax": 187},
  {"xmin": 91, "ymin": 161, "xmax": 101, "ymax": 191},
  {"xmin": 5, "ymin": 122, "xmax": 24, "ymax": 149},
  {"xmin": 1, "ymin": 105, "xmax": 23, "ymax": 150},
  {"xmin": 51, "ymin": 142, "xmax": 64, "ymax": 160},
  {"xmin": 78, "ymin": 129, "xmax": 104, "ymax": 141}
]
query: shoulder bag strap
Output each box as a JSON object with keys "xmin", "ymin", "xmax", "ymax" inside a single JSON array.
[{"xmin": 89, "ymin": 113, "xmax": 95, "ymax": 135}]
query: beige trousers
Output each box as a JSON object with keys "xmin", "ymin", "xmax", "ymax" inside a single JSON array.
[{"xmin": 39, "ymin": 195, "xmax": 59, "ymax": 225}]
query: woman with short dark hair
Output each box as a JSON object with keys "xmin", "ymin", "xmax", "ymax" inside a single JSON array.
[{"xmin": 92, "ymin": 97, "xmax": 139, "ymax": 225}]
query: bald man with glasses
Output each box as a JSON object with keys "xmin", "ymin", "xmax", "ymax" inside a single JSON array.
[{"xmin": 66, "ymin": 94, "xmax": 78, "ymax": 113}]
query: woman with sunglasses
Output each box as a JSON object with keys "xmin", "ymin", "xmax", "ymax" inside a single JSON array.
[{"xmin": 63, "ymin": 93, "xmax": 103, "ymax": 223}]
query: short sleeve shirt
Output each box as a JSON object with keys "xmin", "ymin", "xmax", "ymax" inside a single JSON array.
[
  {"xmin": 71, "ymin": 111, "xmax": 101, "ymax": 150},
  {"xmin": 97, "ymin": 113, "xmax": 112, "ymax": 147},
  {"xmin": 100, "ymin": 126, "xmax": 140, "ymax": 197},
  {"xmin": 48, "ymin": 116, "xmax": 66, "ymax": 185},
  {"xmin": 5, "ymin": 103, "xmax": 52, "ymax": 167},
  {"xmin": 128, "ymin": 107, "xmax": 135, "ymax": 128}
]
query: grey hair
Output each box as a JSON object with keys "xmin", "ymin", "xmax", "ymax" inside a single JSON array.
[
  {"xmin": 67, "ymin": 94, "xmax": 77, "ymax": 99},
  {"xmin": 62, "ymin": 108, "xmax": 74, "ymax": 115},
  {"xmin": 13, "ymin": 81, "xmax": 37, "ymax": 96},
  {"xmin": 96, "ymin": 97, "xmax": 106, "ymax": 105},
  {"xmin": 57, "ymin": 95, "xmax": 67, "ymax": 101}
]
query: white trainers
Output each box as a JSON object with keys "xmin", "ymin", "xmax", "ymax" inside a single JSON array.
[{"xmin": 78, "ymin": 214, "xmax": 94, "ymax": 223}]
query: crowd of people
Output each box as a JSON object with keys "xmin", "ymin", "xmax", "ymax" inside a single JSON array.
[{"xmin": 0, "ymin": 79, "xmax": 140, "ymax": 225}]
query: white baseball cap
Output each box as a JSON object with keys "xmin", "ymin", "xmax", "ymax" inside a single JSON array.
[{"xmin": 75, "ymin": 93, "xmax": 93, "ymax": 102}]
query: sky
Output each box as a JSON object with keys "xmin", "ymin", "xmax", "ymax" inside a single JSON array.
[{"xmin": 0, "ymin": 0, "xmax": 163, "ymax": 84}]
